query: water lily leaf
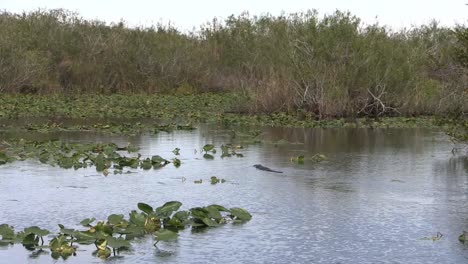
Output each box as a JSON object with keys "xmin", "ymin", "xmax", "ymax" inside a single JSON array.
[
  {"xmin": 173, "ymin": 211, "xmax": 190, "ymax": 222},
  {"xmin": 190, "ymin": 207, "xmax": 209, "ymax": 219},
  {"xmin": 155, "ymin": 201, "xmax": 182, "ymax": 218},
  {"xmin": 172, "ymin": 158, "xmax": 181, "ymax": 167},
  {"xmin": 140, "ymin": 158, "xmax": 153, "ymax": 170},
  {"xmin": 202, "ymin": 144, "xmax": 215, "ymax": 152},
  {"xmin": 97, "ymin": 247, "xmax": 111, "ymax": 259},
  {"xmin": 107, "ymin": 214, "xmax": 124, "ymax": 225},
  {"xmin": 59, "ymin": 227, "xmax": 75, "ymax": 236},
  {"xmin": 459, "ymin": 231, "xmax": 467, "ymax": 242},
  {"xmin": 80, "ymin": 218, "xmax": 96, "ymax": 227},
  {"xmin": 205, "ymin": 206, "xmax": 223, "ymax": 221},
  {"xmin": 203, "ymin": 154, "xmax": 214, "ymax": 159},
  {"xmin": 106, "ymin": 236, "xmax": 131, "ymax": 249},
  {"xmin": 229, "ymin": 208, "xmax": 252, "ymax": 221},
  {"xmin": 94, "ymin": 222, "xmax": 113, "ymax": 236},
  {"xmin": 154, "ymin": 229, "xmax": 178, "ymax": 242},
  {"xmin": 137, "ymin": 203, "xmax": 154, "ymax": 214},
  {"xmin": 124, "ymin": 225, "xmax": 146, "ymax": 240},
  {"xmin": 0, "ymin": 224, "xmax": 15, "ymax": 240},
  {"xmin": 24, "ymin": 226, "xmax": 49, "ymax": 237},
  {"xmin": 129, "ymin": 211, "xmax": 146, "ymax": 226},
  {"xmin": 22, "ymin": 233, "xmax": 39, "ymax": 246},
  {"xmin": 151, "ymin": 155, "xmax": 169, "ymax": 167},
  {"xmin": 172, "ymin": 148, "xmax": 180, "ymax": 155},
  {"xmin": 207, "ymin": 204, "xmax": 230, "ymax": 212},
  {"xmin": 74, "ymin": 231, "xmax": 96, "ymax": 245},
  {"xmin": 201, "ymin": 217, "xmax": 219, "ymax": 227}
]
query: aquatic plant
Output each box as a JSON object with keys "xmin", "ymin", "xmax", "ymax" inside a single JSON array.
[
  {"xmin": 290, "ymin": 154, "xmax": 327, "ymax": 164},
  {"xmin": 0, "ymin": 202, "xmax": 252, "ymax": 260},
  {"xmin": 0, "ymin": 9, "xmax": 466, "ymax": 117}
]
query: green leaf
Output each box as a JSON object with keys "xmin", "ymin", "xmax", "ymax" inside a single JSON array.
[
  {"xmin": 129, "ymin": 211, "xmax": 146, "ymax": 226},
  {"xmin": 151, "ymin": 155, "xmax": 169, "ymax": 167},
  {"xmin": 137, "ymin": 203, "xmax": 154, "ymax": 214},
  {"xmin": 79, "ymin": 218, "xmax": 96, "ymax": 226},
  {"xmin": 172, "ymin": 157, "xmax": 181, "ymax": 167},
  {"xmin": 123, "ymin": 225, "xmax": 146, "ymax": 240},
  {"xmin": 203, "ymin": 144, "xmax": 215, "ymax": 152},
  {"xmin": 0, "ymin": 224, "xmax": 15, "ymax": 240},
  {"xmin": 207, "ymin": 204, "xmax": 229, "ymax": 212},
  {"xmin": 229, "ymin": 207, "xmax": 252, "ymax": 221},
  {"xmin": 205, "ymin": 206, "xmax": 223, "ymax": 221},
  {"xmin": 107, "ymin": 214, "xmax": 124, "ymax": 225},
  {"xmin": 73, "ymin": 231, "xmax": 96, "ymax": 245},
  {"xmin": 140, "ymin": 158, "xmax": 153, "ymax": 170},
  {"xmin": 203, "ymin": 154, "xmax": 214, "ymax": 159},
  {"xmin": 24, "ymin": 226, "xmax": 49, "ymax": 236},
  {"xmin": 201, "ymin": 217, "xmax": 219, "ymax": 227},
  {"xmin": 155, "ymin": 201, "xmax": 182, "ymax": 218},
  {"xmin": 22, "ymin": 233, "xmax": 39, "ymax": 246},
  {"xmin": 190, "ymin": 207, "xmax": 209, "ymax": 219},
  {"xmin": 107, "ymin": 236, "xmax": 131, "ymax": 249},
  {"xmin": 154, "ymin": 229, "xmax": 178, "ymax": 242}
]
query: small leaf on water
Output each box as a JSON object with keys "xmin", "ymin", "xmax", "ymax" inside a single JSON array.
[
  {"xmin": 154, "ymin": 229, "xmax": 178, "ymax": 242},
  {"xmin": 202, "ymin": 144, "xmax": 215, "ymax": 152},
  {"xmin": 80, "ymin": 218, "xmax": 96, "ymax": 226},
  {"xmin": 229, "ymin": 208, "xmax": 252, "ymax": 221},
  {"xmin": 107, "ymin": 214, "xmax": 124, "ymax": 225},
  {"xmin": 137, "ymin": 203, "xmax": 154, "ymax": 214},
  {"xmin": 201, "ymin": 217, "xmax": 219, "ymax": 227},
  {"xmin": 203, "ymin": 154, "xmax": 214, "ymax": 160},
  {"xmin": 24, "ymin": 226, "xmax": 49, "ymax": 237},
  {"xmin": 155, "ymin": 201, "xmax": 182, "ymax": 218},
  {"xmin": 107, "ymin": 236, "xmax": 131, "ymax": 249}
]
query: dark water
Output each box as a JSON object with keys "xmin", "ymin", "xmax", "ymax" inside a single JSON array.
[{"xmin": 0, "ymin": 126, "xmax": 467, "ymax": 263}]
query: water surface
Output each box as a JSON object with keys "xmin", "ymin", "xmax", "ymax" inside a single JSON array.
[{"xmin": 0, "ymin": 126, "xmax": 467, "ymax": 263}]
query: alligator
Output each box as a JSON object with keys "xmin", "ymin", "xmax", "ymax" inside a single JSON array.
[{"xmin": 253, "ymin": 164, "xmax": 283, "ymax": 173}]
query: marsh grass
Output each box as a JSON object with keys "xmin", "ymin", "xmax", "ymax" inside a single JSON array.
[{"xmin": 0, "ymin": 9, "xmax": 466, "ymax": 117}]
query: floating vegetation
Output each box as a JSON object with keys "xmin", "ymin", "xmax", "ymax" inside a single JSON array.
[
  {"xmin": 420, "ymin": 232, "xmax": 443, "ymax": 241},
  {"xmin": 221, "ymin": 144, "xmax": 244, "ymax": 158},
  {"xmin": 459, "ymin": 231, "xmax": 468, "ymax": 243},
  {"xmin": 0, "ymin": 202, "xmax": 252, "ymax": 260},
  {"xmin": 0, "ymin": 140, "xmax": 244, "ymax": 174},
  {"xmin": 210, "ymin": 176, "xmax": 226, "ymax": 184},
  {"xmin": 290, "ymin": 154, "xmax": 327, "ymax": 164},
  {"xmin": 0, "ymin": 139, "xmax": 155, "ymax": 173},
  {"xmin": 0, "ymin": 95, "xmax": 437, "ymax": 135}
]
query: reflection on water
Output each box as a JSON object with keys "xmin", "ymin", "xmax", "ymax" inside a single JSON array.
[{"xmin": 0, "ymin": 126, "xmax": 467, "ymax": 264}]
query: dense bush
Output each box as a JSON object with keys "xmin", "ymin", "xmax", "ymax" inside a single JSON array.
[{"xmin": 0, "ymin": 9, "xmax": 466, "ymax": 117}]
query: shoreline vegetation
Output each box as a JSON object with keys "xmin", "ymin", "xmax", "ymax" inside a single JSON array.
[
  {"xmin": 0, "ymin": 9, "xmax": 466, "ymax": 147},
  {"xmin": 0, "ymin": 9, "xmax": 466, "ymax": 119}
]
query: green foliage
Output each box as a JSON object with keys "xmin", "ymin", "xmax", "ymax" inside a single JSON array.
[
  {"xmin": 0, "ymin": 9, "xmax": 465, "ymax": 117},
  {"xmin": 0, "ymin": 201, "xmax": 252, "ymax": 259},
  {"xmin": 454, "ymin": 26, "xmax": 468, "ymax": 68}
]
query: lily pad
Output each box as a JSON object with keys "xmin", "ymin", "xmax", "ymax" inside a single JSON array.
[{"xmin": 229, "ymin": 207, "xmax": 252, "ymax": 221}]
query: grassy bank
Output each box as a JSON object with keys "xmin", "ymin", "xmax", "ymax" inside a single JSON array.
[
  {"xmin": 0, "ymin": 94, "xmax": 437, "ymax": 135},
  {"xmin": 0, "ymin": 9, "xmax": 466, "ymax": 118}
]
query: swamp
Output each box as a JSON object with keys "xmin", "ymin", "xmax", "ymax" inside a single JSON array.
[{"xmin": 0, "ymin": 7, "xmax": 467, "ymax": 264}]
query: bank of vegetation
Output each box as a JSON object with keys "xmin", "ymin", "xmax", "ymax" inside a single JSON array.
[{"xmin": 0, "ymin": 9, "xmax": 466, "ymax": 118}]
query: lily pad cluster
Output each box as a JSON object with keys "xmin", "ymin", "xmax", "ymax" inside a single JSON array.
[
  {"xmin": 17, "ymin": 122, "xmax": 196, "ymax": 136},
  {"xmin": 0, "ymin": 94, "xmax": 437, "ymax": 132},
  {"xmin": 202, "ymin": 144, "xmax": 244, "ymax": 160},
  {"xmin": 0, "ymin": 201, "xmax": 252, "ymax": 260},
  {"xmin": 0, "ymin": 139, "xmax": 178, "ymax": 173},
  {"xmin": 290, "ymin": 154, "xmax": 327, "ymax": 164}
]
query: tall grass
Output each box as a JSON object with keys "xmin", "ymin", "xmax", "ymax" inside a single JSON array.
[{"xmin": 0, "ymin": 9, "xmax": 466, "ymax": 117}]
